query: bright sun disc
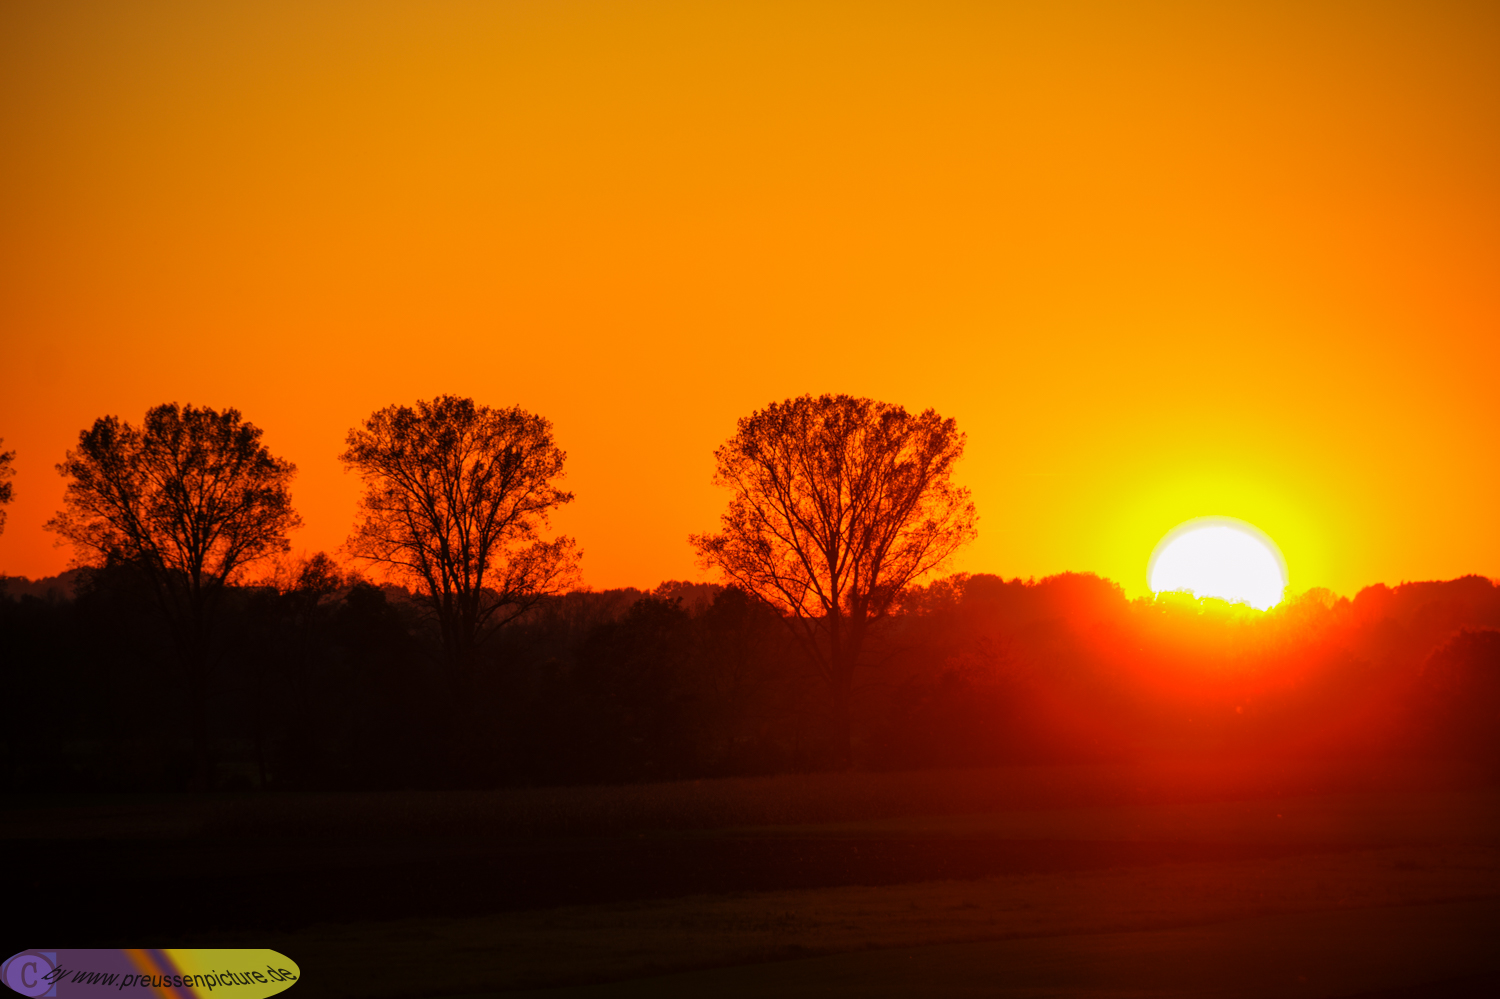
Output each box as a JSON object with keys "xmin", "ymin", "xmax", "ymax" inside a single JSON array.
[{"xmin": 1148, "ymin": 517, "xmax": 1288, "ymax": 610}]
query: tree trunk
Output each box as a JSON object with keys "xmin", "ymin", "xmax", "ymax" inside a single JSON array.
[
  {"xmin": 829, "ymin": 673, "xmax": 853, "ymax": 769},
  {"xmin": 181, "ymin": 595, "xmax": 217, "ymax": 791},
  {"xmin": 187, "ymin": 662, "xmax": 212, "ymax": 790},
  {"xmin": 444, "ymin": 631, "xmax": 480, "ymax": 785},
  {"xmin": 829, "ymin": 596, "xmax": 874, "ymax": 770}
]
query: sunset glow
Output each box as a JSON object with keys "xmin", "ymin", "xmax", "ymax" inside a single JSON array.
[
  {"xmin": 5, "ymin": 7, "xmax": 1500, "ymax": 993},
  {"xmin": 1149, "ymin": 518, "xmax": 1288, "ymax": 610},
  {"xmin": 1, "ymin": 3, "xmax": 1499, "ymax": 596}
]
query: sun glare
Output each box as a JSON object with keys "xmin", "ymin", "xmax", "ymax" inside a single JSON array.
[{"xmin": 1148, "ymin": 517, "xmax": 1288, "ymax": 610}]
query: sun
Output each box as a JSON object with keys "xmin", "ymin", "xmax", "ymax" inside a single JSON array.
[{"xmin": 1148, "ymin": 517, "xmax": 1288, "ymax": 610}]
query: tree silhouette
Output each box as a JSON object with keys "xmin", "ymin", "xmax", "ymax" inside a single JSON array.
[
  {"xmin": 340, "ymin": 395, "xmax": 581, "ymax": 706},
  {"xmin": 244, "ymin": 551, "xmax": 346, "ymax": 788},
  {"xmin": 0, "ymin": 438, "xmax": 13, "ymax": 535},
  {"xmin": 46, "ymin": 403, "xmax": 300, "ymax": 784},
  {"xmin": 691, "ymin": 394, "xmax": 978, "ymax": 767},
  {"xmin": 1418, "ymin": 628, "xmax": 1500, "ymax": 763}
]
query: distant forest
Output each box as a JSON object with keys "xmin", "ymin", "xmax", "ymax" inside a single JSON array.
[{"xmin": 3, "ymin": 566, "xmax": 1500, "ymax": 792}]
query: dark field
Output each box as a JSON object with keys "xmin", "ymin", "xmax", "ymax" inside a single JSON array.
[{"xmin": 8, "ymin": 760, "xmax": 1500, "ymax": 997}]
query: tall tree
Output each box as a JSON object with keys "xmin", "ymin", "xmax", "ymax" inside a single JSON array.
[
  {"xmin": 691, "ymin": 394, "xmax": 978, "ymax": 767},
  {"xmin": 0, "ymin": 438, "xmax": 14, "ymax": 535},
  {"xmin": 340, "ymin": 395, "xmax": 581, "ymax": 703},
  {"xmin": 47, "ymin": 404, "xmax": 301, "ymax": 784}
]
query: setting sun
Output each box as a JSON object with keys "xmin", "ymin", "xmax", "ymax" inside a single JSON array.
[{"xmin": 1148, "ymin": 517, "xmax": 1288, "ymax": 610}]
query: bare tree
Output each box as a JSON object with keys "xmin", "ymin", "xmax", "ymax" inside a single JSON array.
[
  {"xmin": 47, "ymin": 404, "xmax": 301, "ymax": 783},
  {"xmin": 340, "ymin": 395, "xmax": 581, "ymax": 701},
  {"xmin": 691, "ymin": 394, "xmax": 977, "ymax": 767},
  {"xmin": 0, "ymin": 438, "xmax": 13, "ymax": 535}
]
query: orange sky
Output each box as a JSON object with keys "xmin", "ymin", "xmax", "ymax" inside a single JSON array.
[{"xmin": 2, "ymin": 1, "xmax": 1498, "ymax": 598}]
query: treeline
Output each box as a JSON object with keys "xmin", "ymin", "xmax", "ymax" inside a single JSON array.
[
  {"xmin": 5, "ymin": 394, "xmax": 1499, "ymax": 790},
  {"xmin": 880, "ymin": 572, "xmax": 1500, "ymax": 768},
  {"xmin": 3, "ymin": 565, "xmax": 1498, "ymax": 792},
  {"xmin": 2, "ymin": 394, "xmax": 984, "ymax": 777}
]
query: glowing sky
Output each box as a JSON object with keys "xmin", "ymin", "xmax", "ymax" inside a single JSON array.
[{"xmin": 2, "ymin": 1, "xmax": 1498, "ymax": 597}]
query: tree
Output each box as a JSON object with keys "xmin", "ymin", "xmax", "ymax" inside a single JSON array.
[
  {"xmin": 691, "ymin": 393, "xmax": 978, "ymax": 767},
  {"xmin": 242, "ymin": 552, "xmax": 347, "ymax": 789},
  {"xmin": 46, "ymin": 403, "xmax": 301, "ymax": 784},
  {"xmin": 0, "ymin": 438, "xmax": 14, "ymax": 535},
  {"xmin": 1417, "ymin": 628, "xmax": 1500, "ymax": 763},
  {"xmin": 340, "ymin": 395, "xmax": 581, "ymax": 705}
]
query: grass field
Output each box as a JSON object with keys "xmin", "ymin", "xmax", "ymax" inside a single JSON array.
[
  {"xmin": 8, "ymin": 760, "xmax": 1500, "ymax": 997},
  {"xmin": 505, "ymin": 898, "xmax": 1500, "ymax": 998}
]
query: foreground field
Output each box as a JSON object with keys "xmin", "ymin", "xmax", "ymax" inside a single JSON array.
[
  {"xmin": 7, "ymin": 761, "xmax": 1500, "ymax": 996},
  {"xmin": 511, "ymin": 898, "xmax": 1500, "ymax": 998},
  {"xmin": 234, "ymin": 843, "xmax": 1500, "ymax": 997}
]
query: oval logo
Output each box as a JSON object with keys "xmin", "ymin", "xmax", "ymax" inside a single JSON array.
[{"xmin": 3, "ymin": 950, "xmax": 298, "ymax": 998}]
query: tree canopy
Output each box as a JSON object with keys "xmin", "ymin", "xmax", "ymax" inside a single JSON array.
[
  {"xmin": 691, "ymin": 393, "xmax": 977, "ymax": 765},
  {"xmin": 45, "ymin": 403, "xmax": 300, "ymax": 784},
  {"xmin": 0, "ymin": 438, "xmax": 13, "ymax": 535},
  {"xmin": 48, "ymin": 403, "xmax": 300, "ymax": 594},
  {"xmin": 340, "ymin": 395, "xmax": 581, "ymax": 694}
]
